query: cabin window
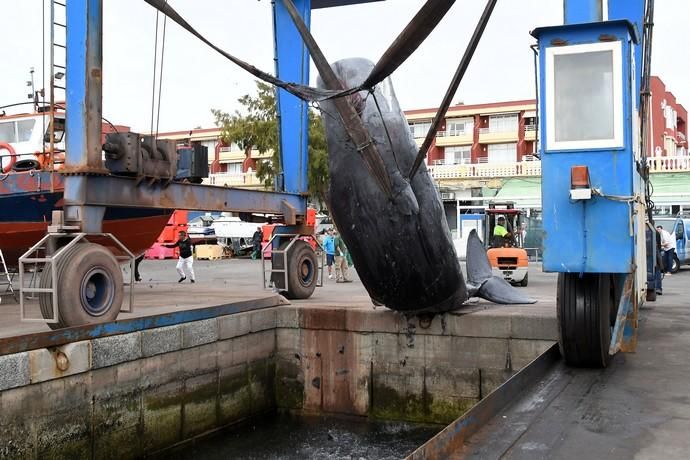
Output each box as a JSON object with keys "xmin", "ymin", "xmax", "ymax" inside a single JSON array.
[
  {"xmin": 0, "ymin": 122, "xmax": 14, "ymax": 142},
  {"xmin": 0, "ymin": 119, "xmax": 37, "ymax": 143},
  {"xmin": 17, "ymin": 120, "xmax": 36, "ymax": 142},
  {"xmin": 545, "ymin": 41, "xmax": 623, "ymax": 150}
]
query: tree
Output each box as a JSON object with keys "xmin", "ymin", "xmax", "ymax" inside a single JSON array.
[{"xmin": 212, "ymin": 81, "xmax": 329, "ymax": 206}]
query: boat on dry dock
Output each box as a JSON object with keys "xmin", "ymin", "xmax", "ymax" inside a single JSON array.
[{"xmin": 0, "ymin": 109, "xmax": 173, "ymax": 267}]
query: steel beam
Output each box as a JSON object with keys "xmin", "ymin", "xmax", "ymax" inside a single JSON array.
[
  {"xmin": 68, "ymin": 175, "xmax": 306, "ymax": 217},
  {"xmin": 273, "ymin": 0, "xmax": 311, "ymax": 195},
  {"xmin": 563, "ymin": 0, "xmax": 603, "ymax": 24},
  {"xmin": 65, "ymin": 0, "xmax": 106, "ymax": 231},
  {"xmin": 65, "ymin": 0, "xmax": 104, "ymax": 172}
]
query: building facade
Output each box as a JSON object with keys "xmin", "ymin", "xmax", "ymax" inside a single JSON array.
[{"xmin": 156, "ymin": 76, "xmax": 689, "ymax": 243}]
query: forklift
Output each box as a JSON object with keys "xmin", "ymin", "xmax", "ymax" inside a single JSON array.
[{"xmin": 484, "ymin": 202, "xmax": 530, "ymax": 287}]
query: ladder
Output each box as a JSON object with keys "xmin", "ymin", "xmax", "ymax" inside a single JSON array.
[
  {"xmin": 49, "ymin": 0, "xmax": 67, "ymax": 170},
  {"xmin": 0, "ymin": 249, "xmax": 15, "ymax": 303}
]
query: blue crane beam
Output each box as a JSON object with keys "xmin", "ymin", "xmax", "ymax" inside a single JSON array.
[{"xmin": 63, "ymin": 0, "xmax": 383, "ymax": 230}]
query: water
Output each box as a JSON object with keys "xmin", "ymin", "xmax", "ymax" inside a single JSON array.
[{"xmin": 174, "ymin": 413, "xmax": 441, "ymax": 460}]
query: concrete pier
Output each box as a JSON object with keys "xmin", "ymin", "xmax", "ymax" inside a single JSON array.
[{"xmin": 0, "ymin": 261, "xmax": 557, "ymax": 458}]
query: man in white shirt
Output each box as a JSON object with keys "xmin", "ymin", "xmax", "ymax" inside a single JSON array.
[{"xmin": 656, "ymin": 226, "xmax": 677, "ymax": 275}]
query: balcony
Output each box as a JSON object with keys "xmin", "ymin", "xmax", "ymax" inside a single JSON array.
[
  {"xmin": 649, "ymin": 155, "xmax": 690, "ymax": 172},
  {"xmin": 478, "ymin": 127, "xmax": 518, "ymax": 144},
  {"xmin": 434, "ymin": 130, "xmax": 473, "ymax": 147},
  {"xmin": 523, "ymin": 124, "xmax": 537, "ymax": 141},
  {"xmin": 426, "ymin": 155, "xmax": 690, "ymax": 181},
  {"xmin": 204, "ymin": 172, "xmax": 265, "ymax": 188},
  {"xmin": 428, "ymin": 159, "xmax": 542, "ymax": 179}
]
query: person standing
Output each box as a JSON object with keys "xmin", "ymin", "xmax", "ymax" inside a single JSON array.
[
  {"xmin": 333, "ymin": 229, "xmax": 352, "ymax": 283},
  {"xmin": 654, "ymin": 226, "xmax": 664, "ymax": 295},
  {"xmin": 322, "ymin": 228, "xmax": 336, "ymax": 279},
  {"xmin": 165, "ymin": 230, "xmax": 196, "ymax": 283},
  {"xmin": 657, "ymin": 225, "xmax": 676, "ymax": 275},
  {"xmin": 251, "ymin": 226, "xmax": 263, "ymax": 260}
]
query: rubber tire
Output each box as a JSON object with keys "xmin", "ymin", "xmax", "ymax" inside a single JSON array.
[
  {"xmin": 272, "ymin": 239, "xmax": 318, "ymax": 300},
  {"xmin": 557, "ymin": 273, "xmax": 613, "ymax": 368},
  {"xmin": 39, "ymin": 243, "xmax": 124, "ymax": 329},
  {"xmin": 520, "ymin": 272, "xmax": 529, "ymax": 287},
  {"xmin": 671, "ymin": 255, "xmax": 680, "ymax": 273}
]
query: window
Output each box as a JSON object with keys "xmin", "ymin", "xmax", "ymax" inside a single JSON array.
[
  {"xmin": 546, "ymin": 41, "xmax": 623, "ymax": 150},
  {"xmin": 0, "ymin": 119, "xmax": 37, "ymax": 143},
  {"xmin": 0, "ymin": 122, "xmax": 14, "ymax": 143},
  {"xmin": 488, "ymin": 114, "xmax": 518, "ymax": 133},
  {"xmin": 227, "ymin": 162, "xmax": 243, "ymax": 175},
  {"xmin": 409, "ymin": 122, "xmax": 431, "ymax": 139},
  {"xmin": 444, "ymin": 146, "xmax": 471, "ymax": 165},
  {"xmin": 16, "ymin": 120, "xmax": 36, "ymax": 142},
  {"xmin": 487, "ymin": 143, "xmax": 516, "ymax": 163},
  {"xmin": 446, "ymin": 118, "xmax": 474, "ymax": 136}
]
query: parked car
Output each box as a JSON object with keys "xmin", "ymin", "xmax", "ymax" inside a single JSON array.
[{"xmin": 655, "ymin": 216, "xmax": 690, "ymax": 273}]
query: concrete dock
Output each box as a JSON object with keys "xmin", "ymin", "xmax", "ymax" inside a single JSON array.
[
  {"xmin": 0, "ymin": 259, "xmax": 557, "ymax": 339},
  {"xmin": 1, "ymin": 259, "xmax": 689, "ymax": 458}
]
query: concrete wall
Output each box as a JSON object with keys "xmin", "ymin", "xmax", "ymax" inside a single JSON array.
[
  {"xmin": 0, "ymin": 310, "xmax": 277, "ymax": 460},
  {"xmin": 275, "ymin": 306, "xmax": 556, "ymax": 425},
  {"xmin": 0, "ymin": 305, "xmax": 556, "ymax": 458}
]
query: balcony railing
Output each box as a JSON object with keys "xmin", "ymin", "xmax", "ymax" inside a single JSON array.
[
  {"xmin": 204, "ymin": 172, "xmax": 265, "ymax": 187},
  {"xmin": 202, "ymin": 155, "xmax": 690, "ymax": 186},
  {"xmin": 648, "ymin": 155, "xmax": 690, "ymax": 172},
  {"xmin": 479, "ymin": 127, "xmax": 517, "ymax": 134},
  {"xmin": 436, "ymin": 130, "xmax": 471, "ymax": 137},
  {"xmin": 428, "ymin": 160, "xmax": 542, "ymax": 179},
  {"xmin": 524, "ymin": 125, "xmax": 537, "ymax": 132},
  {"xmin": 427, "ymin": 155, "xmax": 690, "ymax": 179}
]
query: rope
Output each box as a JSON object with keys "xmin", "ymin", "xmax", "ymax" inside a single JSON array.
[
  {"xmin": 370, "ymin": 89, "xmax": 402, "ymax": 173},
  {"xmin": 407, "ymin": 0, "xmax": 498, "ymax": 181},
  {"xmin": 149, "ymin": 7, "xmax": 160, "ymax": 135},
  {"xmin": 142, "ymin": 0, "xmax": 457, "ymax": 104},
  {"xmin": 155, "ymin": 4, "xmax": 168, "ymax": 138}
]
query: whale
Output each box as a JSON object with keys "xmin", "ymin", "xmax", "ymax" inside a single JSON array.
[{"xmin": 318, "ymin": 58, "xmax": 535, "ymax": 313}]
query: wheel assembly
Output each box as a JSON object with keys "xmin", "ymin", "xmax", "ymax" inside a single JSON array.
[
  {"xmin": 39, "ymin": 243, "xmax": 124, "ymax": 329},
  {"xmin": 271, "ymin": 239, "xmax": 318, "ymax": 299},
  {"xmin": 557, "ymin": 273, "xmax": 614, "ymax": 368},
  {"xmin": 671, "ymin": 255, "xmax": 680, "ymax": 273}
]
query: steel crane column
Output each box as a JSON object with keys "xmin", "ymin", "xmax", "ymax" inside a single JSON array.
[{"xmin": 64, "ymin": 0, "xmax": 106, "ymax": 232}]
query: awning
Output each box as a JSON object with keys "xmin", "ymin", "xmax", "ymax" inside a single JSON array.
[
  {"xmin": 493, "ymin": 177, "xmax": 541, "ymax": 208},
  {"xmin": 650, "ymin": 173, "xmax": 690, "ymax": 205}
]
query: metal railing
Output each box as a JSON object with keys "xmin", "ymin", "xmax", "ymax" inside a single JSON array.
[
  {"xmin": 202, "ymin": 155, "xmax": 690, "ymax": 185},
  {"xmin": 204, "ymin": 172, "xmax": 264, "ymax": 187},
  {"xmin": 428, "ymin": 160, "xmax": 541, "ymax": 179}
]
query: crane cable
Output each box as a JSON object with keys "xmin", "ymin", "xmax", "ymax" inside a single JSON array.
[{"xmin": 150, "ymin": 1, "xmax": 169, "ymax": 139}]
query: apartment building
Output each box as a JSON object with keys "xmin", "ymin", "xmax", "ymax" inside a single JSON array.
[{"xmin": 406, "ymin": 99, "xmax": 538, "ymax": 167}]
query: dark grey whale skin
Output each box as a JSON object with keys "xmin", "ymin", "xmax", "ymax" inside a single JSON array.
[
  {"xmin": 318, "ymin": 58, "xmax": 534, "ymax": 313},
  {"xmin": 318, "ymin": 58, "xmax": 467, "ymax": 313},
  {"xmin": 465, "ymin": 230, "xmax": 537, "ymax": 304}
]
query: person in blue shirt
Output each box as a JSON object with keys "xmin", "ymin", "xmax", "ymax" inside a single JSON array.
[{"xmin": 322, "ymin": 228, "xmax": 336, "ymax": 280}]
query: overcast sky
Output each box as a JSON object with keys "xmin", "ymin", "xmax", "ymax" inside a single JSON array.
[{"xmin": 1, "ymin": 1, "xmax": 688, "ymax": 133}]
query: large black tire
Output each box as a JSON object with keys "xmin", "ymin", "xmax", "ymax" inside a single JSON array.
[
  {"xmin": 557, "ymin": 273, "xmax": 614, "ymax": 368},
  {"xmin": 520, "ymin": 272, "xmax": 529, "ymax": 287},
  {"xmin": 272, "ymin": 239, "xmax": 318, "ymax": 300},
  {"xmin": 671, "ymin": 255, "xmax": 680, "ymax": 273},
  {"xmin": 40, "ymin": 243, "xmax": 124, "ymax": 329}
]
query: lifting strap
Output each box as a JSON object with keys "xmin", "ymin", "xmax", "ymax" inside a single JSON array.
[{"xmin": 142, "ymin": 0, "xmax": 456, "ymax": 103}]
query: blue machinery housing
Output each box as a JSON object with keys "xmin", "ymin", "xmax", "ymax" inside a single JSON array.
[{"xmin": 534, "ymin": 0, "xmax": 650, "ymax": 359}]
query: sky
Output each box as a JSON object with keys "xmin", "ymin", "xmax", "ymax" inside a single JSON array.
[{"xmin": 0, "ymin": 1, "xmax": 688, "ymax": 133}]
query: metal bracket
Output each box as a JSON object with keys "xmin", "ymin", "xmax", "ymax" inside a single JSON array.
[
  {"xmin": 18, "ymin": 232, "xmax": 135, "ymax": 324},
  {"xmin": 261, "ymin": 233, "xmax": 324, "ymax": 293}
]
